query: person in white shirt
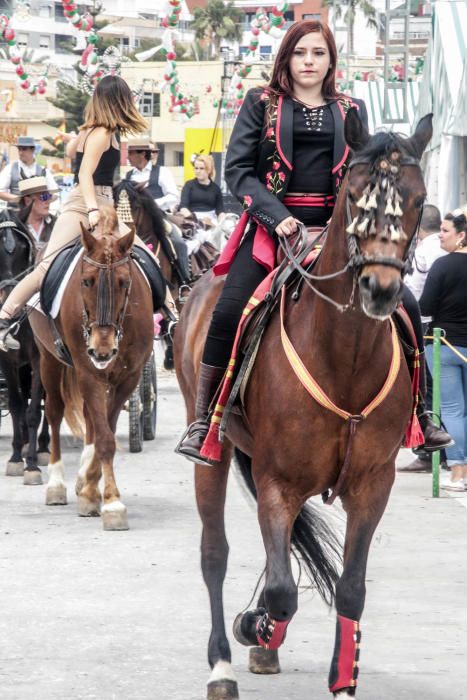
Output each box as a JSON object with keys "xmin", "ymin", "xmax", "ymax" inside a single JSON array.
[
  {"xmin": 125, "ymin": 139, "xmax": 179, "ymax": 212},
  {"xmin": 405, "ymin": 204, "xmax": 447, "ymax": 306},
  {"xmin": 125, "ymin": 139, "xmax": 189, "ymax": 282},
  {"xmin": 15, "ymin": 176, "xmax": 58, "ymax": 248},
  {"xmin": 0, "ymin": 136, "xmax": 58, "ymax": 208},
  {"xmin": 399, "ymin": 203, "xmax": 449, "ymax": 474}
]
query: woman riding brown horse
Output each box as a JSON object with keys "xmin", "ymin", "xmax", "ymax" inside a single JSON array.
[
  {"xmin": 174, "ymin": 110, "xmax": 433, "ymax": 698},
  {"xmin": 29, "ymin": 207, "xmax": 156, "ymax": 530}
]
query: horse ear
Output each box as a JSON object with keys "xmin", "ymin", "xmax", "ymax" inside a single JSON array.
[
  {"xmin": 118, "ymin": 224, "xmax": 135, "ymax": 255},
  {"xmin": 80, "ymin": 222, "xmax": 95, "ymax": 252},
  {"xmin": 344, "ymin": 107, "xmax": 370, "ymax": 152},
  {"xmin": 406, "ymin": 113, "xmax": 433, "ymax": 159}
]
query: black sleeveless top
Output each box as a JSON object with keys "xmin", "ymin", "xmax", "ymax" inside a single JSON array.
[{"xmin": 74, "ymin": 130, "xmax": 120, "ymax": 186}]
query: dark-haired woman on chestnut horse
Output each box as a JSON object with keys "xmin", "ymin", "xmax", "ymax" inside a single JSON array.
[{"xmin": 174, "ymin": 20, "xmax": 449, "ymax": 700}]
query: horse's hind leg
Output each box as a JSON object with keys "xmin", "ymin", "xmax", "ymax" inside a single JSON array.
[
  {"xmin": 330, "ymin": 472, "xmax": 394, "ymax": 698},
  {"xmin": 195, "ymin": 449, "xmax": 240, "ymax": 700},
  {"xmin": 41, "ymin": 353, "xmax": 67, "ymax": 505}
]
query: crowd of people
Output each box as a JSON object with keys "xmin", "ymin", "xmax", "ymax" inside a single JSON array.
[{"xmin": 0, "ymin": 33, "xmax": 465, "ymax": 487}]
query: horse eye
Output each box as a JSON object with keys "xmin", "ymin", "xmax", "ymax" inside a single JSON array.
[
  {"xmin": 414, "ymin": 196, "xmax": 425, "ymax": 209},
  {"xmin": 120, "ymin": 279, "xmax": 130, "ymax": 289},
  {"xmin": 82, "ymin": 278, "xmax": 92, "ymax": 288}
]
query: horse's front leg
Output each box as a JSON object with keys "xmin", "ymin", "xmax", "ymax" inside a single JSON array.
[
  {"xmin": 234, "ymin": 471, "xmax": 299, "ymax": 660},
  {"xmin": 330, "ymin": 467, "xmax": 394, "ymax": 698},
  {"xmin": 194, "ymin": 448, "xmax": 240, "ymax": 700},
  {"xmin": 23, "ymin": 361, "xmax": 44, "ymax": 485},
  {"xmin": 41, "ymin": 354, "xmax": 67, "ymax": 505},
  {"xmin": 78, "ymin": 378, "xmax": 127, "ymax": 530}
]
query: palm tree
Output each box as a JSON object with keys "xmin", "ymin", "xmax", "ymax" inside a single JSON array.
[
  {"xmin": 325, "ymin": 0, "xmax": 378, "ymax": 55},
  {"xmin": 191, "ymin": 0, "xmax": 242, "ymax": 59}
]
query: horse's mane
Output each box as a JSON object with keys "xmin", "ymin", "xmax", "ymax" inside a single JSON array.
[
  {"xmin": 114, "ymin": 180, "xmax": 166, "ymax": 243},
  {"xmin": 358, "ymin": 130, "xmax": 419, "ymax": 162}
]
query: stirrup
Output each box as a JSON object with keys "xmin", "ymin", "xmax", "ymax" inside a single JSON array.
[{"xmin": 174, "ymin": 424, "xmax": 215, "ymax": 467}]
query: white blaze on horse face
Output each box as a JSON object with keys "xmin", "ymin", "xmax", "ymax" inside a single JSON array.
[{"xmin": 208, "ymin": 660, "xmax": 237, "ymax": 683}]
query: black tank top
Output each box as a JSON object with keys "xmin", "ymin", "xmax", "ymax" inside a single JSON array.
[{"xmin": 74, "ymin": 129, "xmax": 120, "ymax": 186}]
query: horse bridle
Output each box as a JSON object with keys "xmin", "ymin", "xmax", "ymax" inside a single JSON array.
[
  {"xmin": 279, "ymin": 151, "xmax": 424, "ymax": 313},
  {"xmin": 81, "ymin": 252, "xmax": 132, "ymax": 348}
]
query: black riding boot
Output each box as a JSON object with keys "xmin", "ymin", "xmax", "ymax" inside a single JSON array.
[
  {"xmin": 417, "ymin": 352, "xmax": 454, "ymax": 452},
  {"xmin": 0, "ymin": 318, "xmax": 20, "ymax": 352},
  {"xmin": 175, "ymin": 363, "xmax": 225, "ymax": 466}
]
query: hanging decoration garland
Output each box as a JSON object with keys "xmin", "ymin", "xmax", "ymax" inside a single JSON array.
[
  {"xmin": 160, "ymin": 0, "xmax": 195, "ymax": 120},
  {"xmin": 0, "ymin": 14, "xmax": 50, "ymax": 94},
  {"xmin": 222, "ymin": 2, "xmax": 289, "ymax": 119}
]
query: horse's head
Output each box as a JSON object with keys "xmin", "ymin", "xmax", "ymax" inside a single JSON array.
[
  {"xmin": 344, "ymin": 109, "xmax": 432, "ymax": 319},
  {"xmin": 80, "ymin": 206, "xmax": 135, "ymax": 370},
  {"xmin": 114, "ymin": 180, "xmax": 165, "ymax": 244},
  {"xmin": 0, "ymin": 211, "xmax": 35, "ymax": 307}
]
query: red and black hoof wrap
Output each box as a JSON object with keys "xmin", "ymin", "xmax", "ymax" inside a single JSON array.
[
  {"xmin": 328, "ymin": 615, "xmax": 361, "ymax": 695},
  {"xmin": 256, "ymin": 612, "xmax": 290, "ymax": 651}
]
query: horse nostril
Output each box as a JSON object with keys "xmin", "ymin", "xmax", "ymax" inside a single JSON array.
[
  {"xmin": 360, "ymin": 275, "xmax": 374, "ymax": 293},
  {"xmin": 87, "ymin": 348, "xmax": 94, "ymax": 357}
]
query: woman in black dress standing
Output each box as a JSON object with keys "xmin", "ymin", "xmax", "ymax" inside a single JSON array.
[{"xmin": 179, "ymin": 154, "xmax": 224, "ymax": 226}]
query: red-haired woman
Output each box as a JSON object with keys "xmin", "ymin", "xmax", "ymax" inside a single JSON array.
[{"xmin": 176, "ymin": 20, "xmax": 450, "ymax": 465}]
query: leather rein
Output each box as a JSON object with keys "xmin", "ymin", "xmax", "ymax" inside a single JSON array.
[{"xmin": 81, "ymin": 252, "xmax": 132, "ymax": 348}]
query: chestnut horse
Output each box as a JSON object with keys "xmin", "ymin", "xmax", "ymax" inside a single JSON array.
[
  {"xmin": 29, "ymin": 207, "xmax": 154, "ymax": 530},
  {"xmin": 174, "ymin": 110, "xmax": 433, "ymax": 698}
]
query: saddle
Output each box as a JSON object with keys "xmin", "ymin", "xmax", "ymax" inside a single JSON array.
[
  {"xmin": 40, "ymin": 241, "xmax": 166, "ymax": 316},
  {"xmin": 39, "ymin": 240, "xmax": 167, "ymax": 366}
]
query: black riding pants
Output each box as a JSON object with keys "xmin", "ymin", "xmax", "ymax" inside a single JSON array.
[{"xmin": 203, "ymin": 226, "xmax": 268, "ymax": 367}]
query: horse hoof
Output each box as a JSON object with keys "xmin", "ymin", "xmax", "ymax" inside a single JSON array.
[
  {"xmin": 75, "ymin": 476, "xmax": 84, "ymax": 496},
  {"xmin": 37, "ymin": 452, "xmax": 50, "ymax": 467},
  {"xmin": 77, "ymin": 496, "xmax": 101, "ymax": 517},
  {"xmin": 249, "ymin": 647, "xmax": 281, "ymax": 674},
  {"xmin": 5, "ymin": 461, "xmax": 24, "ymax": 477},
  {"xmin": 23, "ymin": 469, "xmax": 43, "ymax": 486},
  {"xmin": 46, "ymin": 485, "xmax": 67, "ymax": 505},
  {"xmin": 233, "ymin": 609, "xmax": 264, "ymax": 647},
  {"xmin": 207, "ymin": 680, "xmax": 239, "ymax": 700},
  {"xmin": 101, "ymin": 502, "xmax": 129, "ymax": 531}
]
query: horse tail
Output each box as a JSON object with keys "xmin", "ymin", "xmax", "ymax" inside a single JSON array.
[
  {"xmin": 234, "ymin": 448, "xmax": 341, "ymax": 606},
  {"xmin": 60, "ymin": 367, "xmax": 85, "ymax": 440}
]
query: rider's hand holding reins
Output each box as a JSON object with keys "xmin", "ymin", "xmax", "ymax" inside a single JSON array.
[
  {"xmin": 88, "ymin": 209, "xmax": 100, "ymax": 229},
  {"xmin": 275, "ymin": 216, "xmax": 299, "ymax": 237}
]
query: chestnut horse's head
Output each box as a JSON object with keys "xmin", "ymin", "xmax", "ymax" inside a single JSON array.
[
  {"xmin": 344, "ymin": 109, "xmax": 432, "ymax": 319},
  {"xmin": 80, "ymin": 207, "xmax": 135, "ymax": 370}
]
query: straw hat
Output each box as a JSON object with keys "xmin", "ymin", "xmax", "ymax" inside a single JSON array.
[
  {"xmin": 127, "ymin": 138, "xmax": 152, "ymax": 151},
  {"xmin": 16, "ymin": 136, "xmax": 36, "ymax": 148},
  {"xmin": 18, "ymin": 176, "xmax": 58, "ymax": 199}
]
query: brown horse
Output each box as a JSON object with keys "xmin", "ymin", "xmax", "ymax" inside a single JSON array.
[
  {"xmin": 174, "ymin": 109, "xmax": 433, "ymax": 698},
  {"xmin": 29, "ymin": 207, "xmax": 154, "ymax": 530}
]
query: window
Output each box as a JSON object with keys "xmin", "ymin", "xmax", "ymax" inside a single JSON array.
[
  {"xmin": 260, "ymin": 46, "xmax": 272, "ymax": 56},
  {"xmin": 140, "ymin": 92, "xmax": 160, "ymax": 118},
  {"xmin": 302, "ymin": 13, "xmax": 320, "ymax": 20},
  {"xmin": 39, "ymin": 35, "xmax": 50, "ymax": 49},
  {"xmin": 174, "ymin": 151, "xmax": 184, "ymax": 167},
  {"xmin": 39, "ymin": 4, "xmax": 52, "ymax": 17},
  {"xmin": 17, "ymin": 33, "xmax": 28, "ymax": 48},
  {"xmin": 55, "ymin": 33, "xmax": 74, "ymax": 53},
  {"xmin": 239, "ymin": 46, "xmax": 248, "ymax": 56},
  {"xmin": 54, "ymin": 2, "xmax": 67, "ymax": 21}
]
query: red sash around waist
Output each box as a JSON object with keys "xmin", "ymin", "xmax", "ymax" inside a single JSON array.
[{"xmin": 283, "ymin": 195, "xmax": 334, "ymax": 207}]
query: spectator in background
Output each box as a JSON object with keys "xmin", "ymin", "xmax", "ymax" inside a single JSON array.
[
  {"xmin": 15, "ymin": 176, "xmax": 58, "ymax": 248},
  {"xmin": 419, "ymin": 208, "xmax": 467, "ymax": 490},
  {"xmin": 0, "ymin": 136, "xmax": 57, "ymax": 209},
  {"xmin": 126, "ymin": 139, "xmax": 179, "ymax": 212},
  {"xmin": 179, "ymin": 155, "xmax": 225, "ymax": 227},
  {"xmin": 399, "ymin": 204, "xmax": 449, "ymax": 473}
]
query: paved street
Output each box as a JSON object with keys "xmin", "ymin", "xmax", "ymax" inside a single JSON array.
[{"xmin": 0, "ymin": 357, "xmax": 466, "ymax": 700}]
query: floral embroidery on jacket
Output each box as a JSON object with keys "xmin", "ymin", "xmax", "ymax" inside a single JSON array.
[{"xmin": 262, "ymin": 93, "xmax": 287, "ymax": 196}]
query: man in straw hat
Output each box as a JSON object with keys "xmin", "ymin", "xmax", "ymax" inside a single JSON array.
[
  {"xmin": 16, "ymin": 176, "xmax": 58, "ymax": 247},
  {"xmin": 126, "ymin": 139, "xmax": 179, "ymax": 212},
  {"xmin": 0, "ymin": 136, "xmax": 57, "ymax": 207}
]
